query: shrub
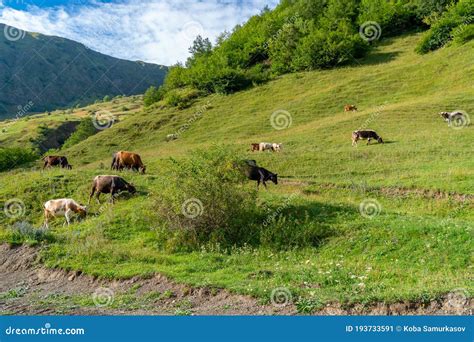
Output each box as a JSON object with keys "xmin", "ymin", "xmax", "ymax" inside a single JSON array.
[
  {"xmin": 416, "ymin": 18, "xmax": 459, "ymax": 53},
  {"xmin": 9, "ymin": 221, "xmax": 54, "ymax": 245},
  {"xmin": 143, "ymin": 86, "xmax": 165, "ymax": 107},
  {"xmin": 416, "ymin": 0, "xmax": 474, "ymax": 53},
  {"xmin": 0, "ymin": 147, "xmax": 37, "ymax": 172},
  {"xmin": 153, "ymin": 147, "xmax": 259, "ymax": 251},
  {"xmin": 62, "ymin": 118, "xmax": 98, "ymax": 149},
  {"xmin": 452, "ymin": 23, "xmax": 474, "ymax": 44},
  {"xmin": 163, "ymin": 87, "xmax": 201, "ymax": 108}
]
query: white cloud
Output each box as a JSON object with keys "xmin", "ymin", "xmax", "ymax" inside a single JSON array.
[{"xmin": 0, "ymin": 0, "xmax": 278, "ymax": 65}]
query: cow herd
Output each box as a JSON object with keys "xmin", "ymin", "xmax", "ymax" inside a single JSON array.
[
  {"xmin": 41, "ymin": 151, "xmax": 141, "ymax": 228},
  {"xmin": 37, "ymin": 107, "xmax": 468, "ymax": 228}
]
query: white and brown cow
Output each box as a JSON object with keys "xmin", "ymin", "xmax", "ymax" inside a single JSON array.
[
  {"xmin": 43, "ymin": 198, "xmax": 87, "ymax": 228},
  {"xmin": 352, "ymin": 130, "xmax": 384, "ymax": 146},
  {"xmin": 272, "ymin": 143, "xmax": 283, "ymax": 152}
]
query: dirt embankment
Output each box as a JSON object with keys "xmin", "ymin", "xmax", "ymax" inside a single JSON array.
[
  {"xmin": 35, "ymin": 121, "xmax": 81, "ymax": 153},
  {"xmin": 0, "ymin": 244, "xmax": 471, "ymax": 316}
]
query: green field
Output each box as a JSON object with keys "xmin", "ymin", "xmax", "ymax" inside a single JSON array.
[{"xmin": 0, "ymin": 33, "xmax": 473, "ymax": 311}]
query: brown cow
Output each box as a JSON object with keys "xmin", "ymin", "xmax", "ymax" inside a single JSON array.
[
  {"xmin": 89, "ymin": 175, "xmax": 136, "ymax": 204},
  {"xmin": 250, "ymin": 143, "xmax": 260, "ymax": 152},
  {"xmin": 112, "ymin": 151, "xmax": 146, "ymax": 174},
  {"xmin": 352, "ymin": 130, "xmax": 384, "ymax": 146},
  {"xmin": 344, "ymin": 104, "xmax": 358, "ymax": 112},
  {"xmin": 43, "ymin": 156, "xmax": 72, "ymax": 170}
]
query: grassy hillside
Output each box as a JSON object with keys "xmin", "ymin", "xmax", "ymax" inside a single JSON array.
[
  {"xmin": 0, "ymin": 33, "xmax": 472, "ymax": 311},
  {"xmin": 0, "ymin": 24, "xmax": 167, "ymax": 119}
]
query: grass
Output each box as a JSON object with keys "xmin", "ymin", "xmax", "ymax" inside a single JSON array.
[{"xmin": 0, "ymin": 33, "xmax": 473, "ymax": 310}]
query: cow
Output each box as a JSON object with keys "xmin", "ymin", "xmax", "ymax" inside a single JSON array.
[
  {"xmin": 89, "ymin": 175, "xmax": 136, "ymax": 204},
  {"xmin": 344, "ymin": 104, "xmax": 358, "ymax": 112},
  {"xmin": 111, "ymin": 152, "xmax": 119, "ymax": 171},
  {"xmin": 250, "ymin": 143, "xmax": 260, "ymax": 152},
  {"xmin": 259, "ymin": 142, "xmax": 273, "ymax": 152},
  {"xmin": 166, "ymin": 134, "xmax": 178, "ymax": 142},
  {"xmin": 42, "ymin": 156, "xmax": 72, "ymax": 170},
  {"xmin": 272, "ymin": 143, "xmax": 283, "ymax": 152},
  {"xmin": 352, "ymin": 130, "xmax": 384, "ymax": 146},
  {"xmin": 244, "ymin": 165, "xmax": 278, "ymax": 189},
  {"xmin": 112, "ymin": 151, "xmax": 146, "ymax": 174},
  {"xmin": 439, "ymin": 111, "xmax": 466, "ymax": 127},
  {"xmin": 43, "ymin": 198, "xmax": 87, "ymax": 228}
]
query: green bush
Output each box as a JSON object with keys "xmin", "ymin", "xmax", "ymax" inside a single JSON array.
[
  {"xmin": 153, "ymin": 147, "xmax": 259, "ymax": 251},
  {"xmin": 358, "ymin": 0, "xmax": 419, "ymax": 37},
  {"xmin": 0, "ymin": 147, "xmax": 37, "ymax": 172},
  {"xmin": 416, "ymin": 0, "xmax": 474, "ymax": 53},
  {"xmin": 143, "ymin": 86, "xmax": 165, "ymax": 107},
  {"xmin": 416, "ymin": 18, "xmax": 459, "ymax": 53},
  {"xmin": 62, "ymin": 118, "xmax": 98, "ymax": 149},
  {"xmin": 164, "ymin": 87, "xmax": 201, "ymax": 108},
  {"xmin": 452, "ymin": 23, "xmax": 474, "ymax": 44}
]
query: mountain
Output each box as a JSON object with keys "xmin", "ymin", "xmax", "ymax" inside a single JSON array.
[{"xmin": 0, "ymin": 23, "xmax": 167, "ymax": 119}]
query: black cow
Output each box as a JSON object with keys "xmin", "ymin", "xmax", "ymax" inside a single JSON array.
[
  {"xmin": 245, "ymin": 165, "xmax": 278, "ymax": 189},
  {"xmin": 352, "ymin": 130, "xmax": 384, "ymax": 146},
  {"xmin": 88, "ymin": 175, "xmax": 136, "ymax": 204}
]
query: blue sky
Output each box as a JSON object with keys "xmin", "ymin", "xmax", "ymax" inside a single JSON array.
[{"xmin": 0, "ymin": 0, "xmax": 278, "ymax": 65}]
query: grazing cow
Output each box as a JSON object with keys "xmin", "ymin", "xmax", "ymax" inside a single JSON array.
[
  {"xmin": 42, "ymin": 156, "xmax": 72, "ymax": 170},
  {"xmin": 113, "ymin": 151, "xmax": 146, "ymax": 174},
  {"xmin": 43, "ymin": 198, "xmax": 87, "ymax": 228},
  {"xmin": 259, "ymin": 142, "xmax": 273, "ymax": 152},
  {"xmin": 89, "ymin": 175, "xmax": 136, "ymax": 204},
  {"xmin": 111, "ymin": 152, "xmax": 119, "ymax": 171},
  {"xmin": 245, "ymin": 165, "xmax": 278, "ymax": 189},
  {"xmin": 344, "ymin": 104, "xmax": 358, "ymax": 112},
  {"xmin": 166, "ymin": 134, "xmax": 178, "ymax": 142},
  {"xmin": 250, "ymin": 143, "xmax": 260, "ymax": 152},
  {"xmin": 352, "ymin": 130, "xmax": 384, "ymax": 146},
  {"xmin": 439, "ymin": 111, "xmax": 466, "ymax": 126},
  {"xmin": 272, "ymin": 143, "xmax": 283, "ymax": 152}
]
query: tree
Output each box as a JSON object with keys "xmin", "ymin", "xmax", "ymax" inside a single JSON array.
[{"xmin": 187, "ymin": 36, "xmax": 212, "ymax": 67}]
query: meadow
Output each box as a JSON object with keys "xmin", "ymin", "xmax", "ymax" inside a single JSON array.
[{"xmin": 0, "ymin": 33, "xmax": 472, "ymax": 312}]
